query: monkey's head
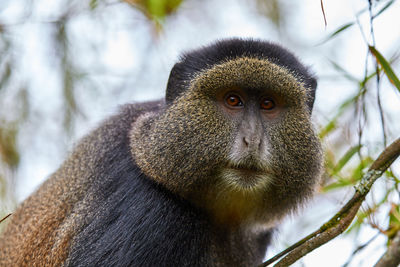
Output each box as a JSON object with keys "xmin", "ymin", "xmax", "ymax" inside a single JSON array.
[{"xmin": 130, "ymin": 39, "xmax": 323, "ymax": 226}]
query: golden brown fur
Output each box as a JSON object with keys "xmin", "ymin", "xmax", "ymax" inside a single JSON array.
[{"xmin": 0, "ymin": 104, "xmax": 152, "ymax": 266}]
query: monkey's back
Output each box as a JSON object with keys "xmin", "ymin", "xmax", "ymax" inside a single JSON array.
[
  {"xmin": 0, "ymin": 100, "xmax": 271, "ymax": 266},
  {"xmin": 0, "ymin": 101, "xmax": 163, "ymax": 265}
]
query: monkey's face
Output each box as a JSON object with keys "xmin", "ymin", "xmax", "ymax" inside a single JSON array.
[
  {"xmin": 214, "ymin": 85, "xmax": 283, "ymax": 191},
  {"xmin": 130, "ymin": 57, "xmax": 322, "ymax": 224}
]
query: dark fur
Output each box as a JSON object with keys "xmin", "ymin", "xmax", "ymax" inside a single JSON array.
[
  {"xmin": 166, "ymin": 38, "xmax": 317, "ymax": 110},
  {"xmin": 66, "ymin": 103, "xmax": 272, "ymax": 266}
]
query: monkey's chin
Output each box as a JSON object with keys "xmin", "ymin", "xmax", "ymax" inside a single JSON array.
[{"xmin": 220, "ymin": 168, "xmax": 272, "ymax": 192}]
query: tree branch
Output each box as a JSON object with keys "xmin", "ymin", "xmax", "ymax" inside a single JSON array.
[
  {"xmin": 374, "ymin": 230, "xmax": 400, "ymax": 267},
  {"xmin": 260, "ymin": 138, "xmax": 400, "ymax": 267}
]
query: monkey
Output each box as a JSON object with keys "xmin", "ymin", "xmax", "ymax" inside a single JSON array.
[{"xmin": 0, "ymin": 38, "xmax": 323, "ymax": 266}]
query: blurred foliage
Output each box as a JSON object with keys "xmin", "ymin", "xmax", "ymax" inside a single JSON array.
[
  {"xmin": 0, "ymin": 123, "xmax": 20, "ymax": 168},
  {"xmin": 254, "ymin": 0, "xmax": 283, "ymax": 28},
  {"xmin": 318, "ymin": 1, "xmax": 400, "ymax": 263},
  {"xmin": 54, "ymin": 18, "xmax": 81, "ymax": 135},
  {"xmin": 384, "ymin": 203, "xmax": 400, "ymax": 240},
  {"xmin": 125, "ymin": 0, "xmax": 183, "ymax": 30},
  {"xmin": 320, "ymin": 0, "xmax": 396, "ymax": 45}
]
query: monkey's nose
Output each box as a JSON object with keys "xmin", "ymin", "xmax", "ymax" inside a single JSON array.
[
  {"xmin": 243, "ymin": 137, "xmax": 249, "ymax": 147},
  {"xmin": 242, "ymin": 135, "xmax": 262, "ymax": 151}
]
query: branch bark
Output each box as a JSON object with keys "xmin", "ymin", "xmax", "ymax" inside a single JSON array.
[
  {"xmin": 374, "ymin": 230, "xmax": 400, "ymax": 267},
  {"xmin": 260, "ymin": 137, "xmax": 400, "ymax": 267}
]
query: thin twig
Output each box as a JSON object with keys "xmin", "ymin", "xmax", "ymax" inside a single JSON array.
[
  {"xmin": 320, "ymin": 0, "xmax": 327, "ymax": 27},
  {"xmin": 0, "ymin": 214, "xmax": 12, "ymax": 224},
  {"xmin": 368, "ymin": 0, "xmax": 387, "ymax": 147},
  {"xmin": 342, "ymin": 233, "xmax": 380, "ymax": 267}
]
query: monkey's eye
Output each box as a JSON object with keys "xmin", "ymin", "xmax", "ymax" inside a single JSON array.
[
  {"xmin": 225, "ymin": 94, "xmax": 243, "ymax": 107},
  {"xmin": 260, "ymin": 98, "xmax": 276, "ymax": 110}
]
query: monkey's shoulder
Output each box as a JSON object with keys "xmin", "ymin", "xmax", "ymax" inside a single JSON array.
[
  {"xmin": 63, "ymin": 100, "xmax": 216, "ymax": 265},
  {"xmin": 0, "ymin": 100, "xmax": 165, "ymax": 266}
]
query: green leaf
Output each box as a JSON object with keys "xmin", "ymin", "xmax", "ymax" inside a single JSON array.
[
  {"xmin": 0, "ymin": 124, "xmax": 20, "ymax": 168},
  {"xmin": 332, "ymin": 145, "xmax": 362, "ymax": 175},
  {"xmin": 323, "ymin": 156, "xmax": 373, "ymax": 193},
  {"xmin": 129, "ymin": 0, "xmax": 184, "ymax": 30},
  {"xmin": 146, "ymin": 0, "xmax": 183, "ymax": 20},
  {"xmin": 148, "ymin": 0, "xmax": 166, "ymax": 19},
  {"xmin": 373, "ymin": 0, "xmax": 395, "ymax": 19},
  {"xmin": 320, "ymin": 22, "xmax": 354, "ymax": 44},
  {"xmin": 386, "ymin": 169, "xmax": 400, "ymax": 183},
  {"xmin": 319, "ymin": 120, "xmax": 336, "ymax": 139},
  {"xmin": 319, "ymin": 90, "xmax": 364, "ymax": 140},
  {"xmin": 369, "ymin": 46, "xmax": 400, "ymax": 92},
  {"xmin": 359, "ymin": 69, "xmax": 378, "ymax": 88},
  {"xmin": 322, "ymin": 180, "xmax": 353, "ymax": 192},
  {"xmin": 89, "ymin": 0, "xmax": 98, "ymax": 10},
  {"xmin": 389, "ymin": 205, "xmax": 400, "ymax": 226},
  {"xmin": 350, "ymin": 157, "xmax": 374, "ymax": 182}
]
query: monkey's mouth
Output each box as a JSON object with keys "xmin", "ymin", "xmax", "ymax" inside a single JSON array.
[
  {"xmin": 227, "ymin": 160, "xmax": 267, "ymax": 174},
  {"xmin": 223, "ymin": 162, "xmax": 271, "ymax": 186},
  {"xmin": 229, "ymin": 165, "xmax": 264, "ymax": 175}
]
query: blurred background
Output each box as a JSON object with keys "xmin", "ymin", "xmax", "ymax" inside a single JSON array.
[{"xmin": 0, "ymin": 0, "xmax": 399, "ymax": 266}]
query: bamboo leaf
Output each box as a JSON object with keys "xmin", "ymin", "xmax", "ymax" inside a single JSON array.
[
  {"xmin": 373, "ymin": 0, "xmax": 395, "ymax": 19},
  {"xmin": 126, "ymin": 0, "xmax": 183, "ymax": 30},
  {"xmin": 319, "ymin": 92, "xmax": 361, "ymax": 139},
  {"xmin": 323, "ymin": 156, "xmax": 373, "ymax": 193},
  {"xmin": 369, "ymin": 46, "xmax": 400, "ymax": 92},
  {"xmin": 359, "ymin": 69, "xmax": 378, "ymax": 88},
  {"xmin": 332, "ymin": 145, "xmax": 362, "ymax": 174},
  {"xmin": 322, "ymin": 180, "xmax": 353, "ymax": 192},
  {"xmin": 319, "ymin": 120, "xmax": 336, "ymax": 139},
  {"xmin": 320, "ymin": 22, "xmax": 354, "ymax": 44},
  {"xmin": 350, "ymin": 157, "xmax": 374, "ymax": 182}
]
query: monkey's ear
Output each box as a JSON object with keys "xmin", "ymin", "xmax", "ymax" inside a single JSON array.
[
  {"xmin": 165, "ymin": 62, "xmax": 188, "ymax": 104},
  {"xmin": 305, "ymin": 76, "xmax": 317, "ymax": 113}
]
